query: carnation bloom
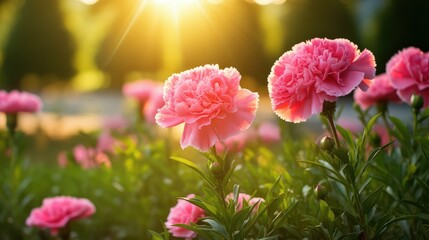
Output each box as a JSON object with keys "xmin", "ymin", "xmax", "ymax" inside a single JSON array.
[
  {"xmin": 225, "ymin": 193, "xmax": 264, "ymax": 213},
  {"xmin": 268, "ymin": 38, "xmax": 376, "ymax": 123},
  {"xmin": 354, "ymin": 73, "xmax": 402, "ymax": 110},
  {"xmin": 122, "ymin": 79, "xmax": 161, "ymax": 103},
  {"xmin": 258, "ymin": 122, "xmax": 281, "ymax": 144},
  {"xmin": 26, "ymin": 196, "xmax": 96, "ymax": 235},
  {"xmin": 156, "ymin": 64, "xmax": 259, "ymax": 151},
  {"xmin": 165, "ymin": 194, "xmax": 205, "ymax": 240},
  {"xmin": 0, "ymin": 90, "xmax": 42, "ymax": 113},
  {"xmin": 386, "ymin": 47, "xmax": 429, "ymax": 107}
]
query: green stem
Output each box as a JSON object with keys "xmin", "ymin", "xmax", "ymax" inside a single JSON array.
[{"xmin": 327, "ymin": 114, "xmax": 341, "ymax": 149}]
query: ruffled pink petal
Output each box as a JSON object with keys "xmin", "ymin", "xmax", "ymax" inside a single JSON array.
[
  {"xmin": 348, "ymin": 49, "xmax": 376, "ymax": 79},
  {"xmin": 181, "ymin": 123, "xmax": 218, "ymax": 151},
  {"xmin": 155, "ymin": 108, "xmax": 184, "ymax": 127},
  {"xmin": 319, "ymin": 71, "xmax": 365, "ymax": 96},
  {"xmin": 390, "ymin": 76, "xmax": 418, "ymax": 90},
  {"xmin": 274, "ymin": 92, "xmax": 325, "ymax": 123}
]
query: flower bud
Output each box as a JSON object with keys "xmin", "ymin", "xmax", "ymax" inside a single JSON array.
[
  {"xmin": 209, "ymin": 162, "xmax": 222, "ymax": 176},
  {"xmin": 411, "ymin": 94, "xmax": 424, "ymax": 113},
  {"xmin": 314, "ymin": 184, "xmax": 328, "ymax": 200},
  {"xmin": 320, "ymin": 136, "xmax": 335, "ymax": 151}
]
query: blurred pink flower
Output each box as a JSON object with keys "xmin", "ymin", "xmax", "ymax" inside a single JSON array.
[
  {"xmin": 354, "ymin": 73, "xmax": 402, "ymax": 110},
  {"xmin": 26, "ymin": 196, "xmax": 95, "ymax": 236},
  {"xmin": 215, "ymin": 129, "xmax": 256, "ymax": 153},
  {"xmin": 96, "ymin": 132, "xmax": 119, "ymax": 153},
  {"xmin": 374, "ymin": 124, "xmax": 390, "ymax": 147},
  {"xmin": 73, "ymin": 145, "xmax": 111, "ymax": 169},
  {"xmin": 122, "ymin": 79, "xmax": 161, "ymax": 103},
  {"xmin": 225, "ymin": 193, "xmax": 264, "ymax": 213},
  {"xmin": 386, "ymin": 47, "xmax": 429, "ymax": 107},
  {"xmin": 268, "ymin": 38, "xmax": 376, "ymax": 123},
  {"xmin": 143, "ymin": 85, "xmax": 165, "ymax": 124},
  {"xmin": 156, "ymin": 64, "xmax": 259, "ymax": 152},
  {"xmin": 101, "ymin": 116, "xmax": 128, "ymax": 131},
  {"xmin": 165, "ymin": 194, "xmax": 205, "ymax": 240},
  {"xmin": 57, "ymin": 151, "xmax": 68, "ymax": 168},
  {"xmin": 0, "ymin": 90, "xmax": 42, "ymax": 113},
  {"xmin": 258, "ymin": 122, "xmax": 281, "ymax": 144}
]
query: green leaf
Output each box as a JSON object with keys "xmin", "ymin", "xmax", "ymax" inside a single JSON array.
[
  {"xmin": 202, "ymin": 219, "xmax": 228, "ymax": 238},
  {"xmin": 373, "ymin": 215, "xmax": 416, "ymax": 239},
  {"xmin": 362, "ymin": 185, "xmax": 383, "ymax": 212},
  {"xmin": 148, "ymin": 230, "xmax": 165, "ymax": 240},
  {"xmin": 170, "ymin": 156, "xmax": 213, "ymax": 187},
  {"xmin": 389, "ymin": 116, "xmax": 410, "ymax": 140}
]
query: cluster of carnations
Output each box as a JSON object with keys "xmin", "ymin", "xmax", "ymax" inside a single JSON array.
[
  {"xmin": 153, "ymin": 40, "xmax": 429, "ymax": 239},
  {"xmin": 1, "ymin": 37, "xmax": 428, "ymax": 238}
]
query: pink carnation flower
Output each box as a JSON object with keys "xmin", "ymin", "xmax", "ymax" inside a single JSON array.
[
  {"xmin": 268, "ymin": 38, "xmax": 376, "ymax": 123},
  {"xmin": 26, "ymin": 196, "xmax": 96, "ymax": 236},
  {"xmin": 165, "ymin": 194, "xmax": 205, "ymax": 240},
  {"xmin": 156, "ymin": 64, "xmax": 259, "ymax": 151},
  {"xmin": 143, "ymin": 85, "xmax": 165, "ymax": 124},
  {"xmin": 122, "ymin": 79, "xmax": 161, "ymax": 103},
  {"xmin": 258, "ymin": 122, "xmax": 281, "ymax": 144},
  {"xmin": 354, "ymin": 73, "xmax": 402, "ymax": 110},
  {"xmin": 225, "ymin": 193, "xmax": 264, "ymax": 213},
  {"xmin": 0, "ymin": 90, "xmax": 42, "ymax": 113},
  {"xmin": 386, "ymin": 47, "xmax": 429, "ymax": 107}
]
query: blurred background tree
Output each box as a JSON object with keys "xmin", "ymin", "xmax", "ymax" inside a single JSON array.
[
  {"xmin": 0, "ymin": 0, "xmax": 428, "ymax": 92},
  {"xmin": 1, "ymin": 0, "xmax": 76, "ymax": 90}
]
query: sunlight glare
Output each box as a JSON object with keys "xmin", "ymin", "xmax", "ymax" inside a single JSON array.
[
  {"xmin": 80, "ymin": 0, "xmax": 99, "ymax": 5},
  {"xmin": 153, "ymin": 0, "xmax": 198, "ymax": 7}
]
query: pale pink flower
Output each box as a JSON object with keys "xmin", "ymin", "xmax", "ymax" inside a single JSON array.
[
  {"xmin": 258, "ymin": 122, "xmax": 281, "ymax": 144},
  {"xmin": 386, "ymin": 47, "xmax": 429, "ymax": 107},
  {"xmin": 225, "ymin": 193, "xmax": 264, "ymax": 213},
  {"xmin": 143, "ymin": 85, "xmax": 165, "ymax": 124},
  {"xmin": 122, "ymin": 79, "xmax": 161, "ymax": 103},
  {"xmin": 354, "ymin": 73, "xmax": 402, "ymax": 110},
  {"xmin": 268, "ymin": 38, "xmax": 376, "ymax": 123},
  {"xmin": 156, "ymin": 64, "xmax": 259, "ymax": 151},
  {"xmin": 0, "ymin": 90, "xmax": 42, "ymax": 113},
  {"xmin": 26, "ymin": 196, "xmax": 95, "ymax": 236},
  {"xmin": 215, "ymin": 129, "xmax": 256, "ymax": 153},
  {"xmin": 73, "ymin": 145, "xmax": 111, "ymax": 169},
  {"xmin": 165, "ymin": 194, "xmax": 205, "ymax": 240}
]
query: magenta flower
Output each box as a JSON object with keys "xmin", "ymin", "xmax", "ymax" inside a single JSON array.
[
  {"xmin": 268, "ymin": 38, "xmax": 376, "ymax": 123},
  {"xmin": 165, "ymin": 194, "xmax": 205, "ymax": 240},
  {"xmin": 225, "ymin": 192, "xmax": 264, "ymax": 213},
  {"xmin": 26, "ymin": 196, "xmax": 96, "ymax": 236},
  {"xmin": 354, "ymin": 73, "xmax": 402, "ymax": 110},
  {"xmin": 0, "ymin": 90, "xmax": 42, "ymax": 113},
  {"xmin": 156, "ymin": 64, "xmax": 259, "ymax": 152},
  {"xmin": 386, "ymin": 47, "xmax": 429, "ymax": 107},
  {"xmin": 122, "ymin": 79, "xmax": 161, "ymax": 103}
]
